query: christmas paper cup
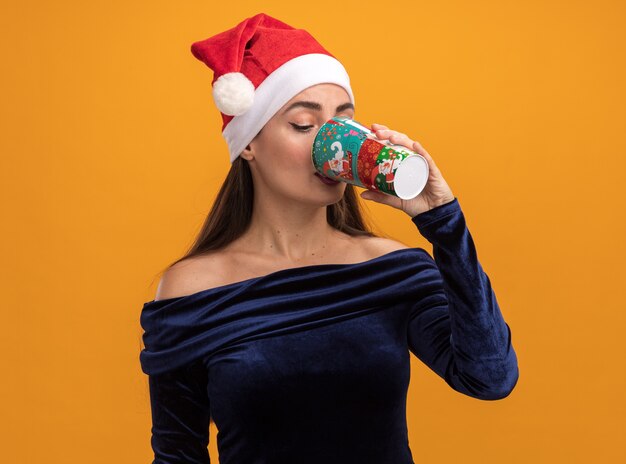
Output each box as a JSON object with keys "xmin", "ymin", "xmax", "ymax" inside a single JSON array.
[{"xmin": 311, "ymin": 116, "xmax": 429, "ymax": 200}]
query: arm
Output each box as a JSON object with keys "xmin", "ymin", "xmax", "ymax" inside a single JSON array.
[
  {"xmin": 147, "ymin": 360, "xmax": 211, "ymax": 463},
  {"xmin": 408, "ymin": 197, "xmax": 519, "ymax": 400}
]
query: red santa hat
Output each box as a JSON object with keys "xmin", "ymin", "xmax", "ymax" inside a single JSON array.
[{"xmin": 190, "ymin": 13, "xmax": 355, "ymax": 163}]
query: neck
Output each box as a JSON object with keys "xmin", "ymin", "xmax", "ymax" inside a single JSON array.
[{"xmin": 239, "ymin": 198, "xmax": 339, "ymax": 263}]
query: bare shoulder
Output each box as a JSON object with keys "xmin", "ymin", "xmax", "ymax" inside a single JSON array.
[
  {"xmin": 355, "ymin": 234, "xmax": 412, "ymax": 260},
  {"xmin": 154, "ymin": 252, "xmax": 227, "ymax": 301},
  {"xmin": 152, "ymin": 235, "xmax": 411, "ymax": 301}
]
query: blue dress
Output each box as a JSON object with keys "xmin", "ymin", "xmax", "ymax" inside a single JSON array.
[{"xmin": 139, "ymin": 197, "xmax": 519, "ymax": 463}]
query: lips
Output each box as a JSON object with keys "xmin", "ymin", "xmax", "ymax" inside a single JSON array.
[{"xmin": 314, "ymin": 172, "xmax": 340, "ymax": 185}]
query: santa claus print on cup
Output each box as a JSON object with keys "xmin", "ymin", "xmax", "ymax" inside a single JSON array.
[{"xmin": 311, "ymin": 116, "xmax": 429, "ymax": 200}]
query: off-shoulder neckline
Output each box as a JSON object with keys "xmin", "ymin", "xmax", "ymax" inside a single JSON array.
[{"xmin": 143, "ymin": 247, "xmax": 428, "ymax": 307}]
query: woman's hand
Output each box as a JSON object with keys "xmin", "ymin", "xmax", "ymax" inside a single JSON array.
[{"xmin": 359, "ymin": 123, "xmax": 456, "ymax": 217}]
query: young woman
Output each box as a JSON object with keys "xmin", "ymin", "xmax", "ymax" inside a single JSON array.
[{"xmin": 139, "ymin": 12, "xmax": 519, "ymax": 464}]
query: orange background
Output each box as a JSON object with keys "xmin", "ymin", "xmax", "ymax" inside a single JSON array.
[{"xmin": 2, "ymin": 1, "xmax": 625, "ymax": 462}]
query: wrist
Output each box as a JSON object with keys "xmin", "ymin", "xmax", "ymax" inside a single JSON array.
[
  {"xmin": 410, "ymin": 196, "xmax": 458, "ymax": 221},
  {"xmin": 430, "ymin": 196, "xmax": 456, "ymax": 209},
  {"xmin": 406, "ymin": 195, "xmax": 456, "ymax": 218}
]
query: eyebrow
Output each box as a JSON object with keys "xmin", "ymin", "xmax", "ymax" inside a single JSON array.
[{"xmin": 281, "ymin": 101, "xmax": 355, "ymax": 115}]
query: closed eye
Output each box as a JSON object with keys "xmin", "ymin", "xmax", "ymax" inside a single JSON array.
[{"xmin": 290, "ymin": 123, "xmax": 314, "ymax": 132}]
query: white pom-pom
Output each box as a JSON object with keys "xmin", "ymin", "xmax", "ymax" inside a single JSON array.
[{"xmin": 212, "ymin": 72, "xmax": 255, "ymax": 116}]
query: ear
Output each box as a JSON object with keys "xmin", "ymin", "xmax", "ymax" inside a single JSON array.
[
  {"xmin": 241, "ymin": 128, "xmax": 263, "ymax": 161},
  {"xmin": 241, "ymin": 143, "xmax": 254, "ymax": 161}
]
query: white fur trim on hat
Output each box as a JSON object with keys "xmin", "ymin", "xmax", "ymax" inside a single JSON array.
[
  {"xmin": 212, "ymin": 72, "xmax": 256, "ymax": 116},
  {"xmin": 222, "ymin": 53, "xmax": 354, "ymax": 163}
]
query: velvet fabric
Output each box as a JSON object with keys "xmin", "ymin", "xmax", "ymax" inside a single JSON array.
[{"xmin": 139, "ymin": 197, "xmax": 519, "ymax": 463}]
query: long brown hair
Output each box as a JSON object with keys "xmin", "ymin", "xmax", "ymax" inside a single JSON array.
[{"xmin": 155, "ymin": 143, "xmax": 383, "ymax": 279}]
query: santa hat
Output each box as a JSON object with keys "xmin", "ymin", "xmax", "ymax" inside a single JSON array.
[{"xmin": 190, "ymin": 13, "xmax": 355, "ymax": 163}]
